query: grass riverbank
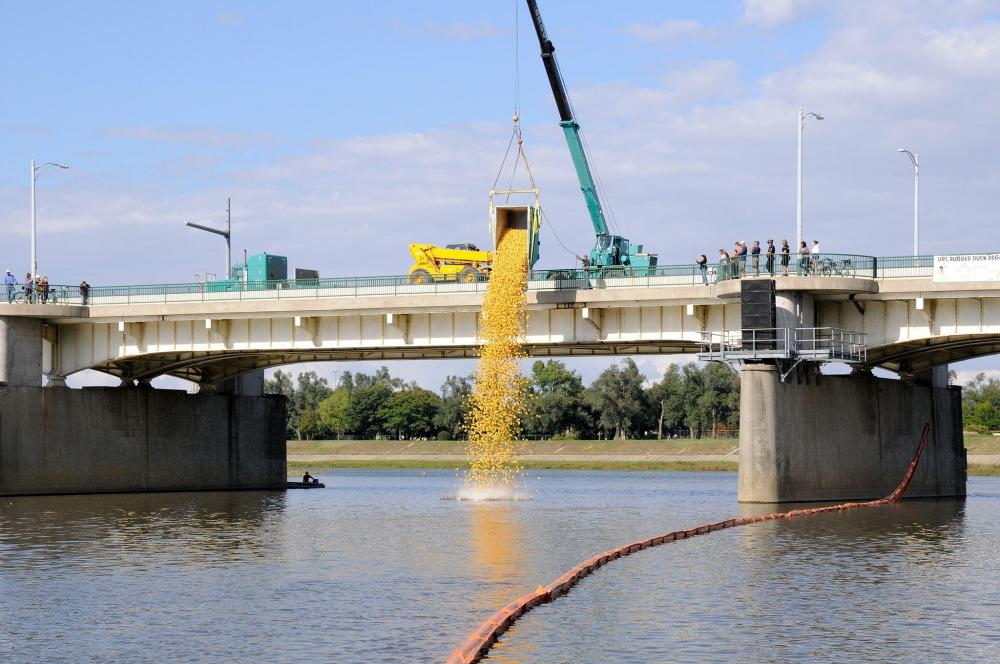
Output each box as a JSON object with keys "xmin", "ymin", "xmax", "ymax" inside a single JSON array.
[
  {"xmin": 287, "ymin": 434, "xmax": 1000, "ymax": 475},
  {"xmin": 287, "ymin": 438, "xmax": 738, "ymax": 472},
  {"xmin": 287, "ymin": 458, "xmax": 738, "ymax": 472}
]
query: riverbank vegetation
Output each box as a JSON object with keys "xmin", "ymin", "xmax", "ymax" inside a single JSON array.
[
  {"xmin": 266, "ymin": 364, "xmax": 1000, "ymax": 442},
  {"xmin": 265, "ymin": 360, "xmax": 739, "ymax": 442}
]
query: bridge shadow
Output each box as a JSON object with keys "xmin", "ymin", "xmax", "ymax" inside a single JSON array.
[{"xmin": 0, "ymin": 490, "xmax": 286, "ymax": 561}]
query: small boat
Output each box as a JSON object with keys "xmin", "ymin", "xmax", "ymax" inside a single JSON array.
[{"xmin": 287, "ymin": 480, "xmax": 326, "ymax": 489}]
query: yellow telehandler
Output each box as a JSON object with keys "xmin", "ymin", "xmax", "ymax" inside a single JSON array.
[{"xmin": 407, "ymin": 243, "xmax": 492, "ymax": 284}]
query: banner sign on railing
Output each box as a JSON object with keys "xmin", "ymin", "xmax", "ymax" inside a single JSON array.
[{"xmin": 933, "ymin": 254, "xmax": 1000, "ymax": 282}]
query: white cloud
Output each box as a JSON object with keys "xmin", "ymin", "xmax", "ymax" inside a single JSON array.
[
  {"xmin": 5, "ymin": 1, "xmax": 1000, "ymax": 391},
  {"xmin": 625, "ymin": 19, "xmax": 714, "ymax": 43},
  {"xmin": 743, "ymin": 0, "xmax": 820, "ymax": 27}
]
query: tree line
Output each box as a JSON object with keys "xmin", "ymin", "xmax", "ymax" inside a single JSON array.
[
  {"xmin": 963, "ymin": 372, "xmax": 1000, "ymax": 432},
  {"xmin": 264, "ymin": 359, "xmax": 740, "ymax": 441}
]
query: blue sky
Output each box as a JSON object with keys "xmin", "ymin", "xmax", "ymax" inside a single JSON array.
[{"xmin": 2, "ymin": 0, "xmax": 1000, "ymax": 388}]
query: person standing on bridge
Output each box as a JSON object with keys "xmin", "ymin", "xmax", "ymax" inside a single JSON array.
[
  {"xmin": 4, "ymin": 270, "xmax": 16, "ymax": 303},
  {"xmin": 718, "ymin": 249, "xmax": 730, "ymax": 282},
  {"xmin": 811, "ymin": 240, "xmax": 821, "ymax": 273},
  {"xmin": 765, "ymin": 240, "xmax": 776, "ymax": 276},
  {"xmin": 23, "ymin": 273, "xmax": 34, "ymax": 303},
  {"xmin": 38, "ymin": 276, "xmax": 49, "ymax": 304},
  {"xmin": 798, "ymin": 242, "xmax": 810, "ymax": 275},
  {"xmin": 751, "ymin": 241, "xmax": 761, "ymax": 277},
  {"xmin": 780, "ymin": 240, "xmax": 790, "ymax": 276},
  {"xmin": 696, "ymin": 254, "xmax": 708, "ymax": 284},
  {"xmin": 79, "ymin": 281, "xmax": 90, "ymax": 305},
  {"xmin": 733, "ymin": 241, "xmax": 745, "ymax": 277}
]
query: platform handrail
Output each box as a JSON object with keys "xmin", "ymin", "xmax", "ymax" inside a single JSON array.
[{"xmin": 0, "ymin": 253, "xmax": 956, "ymax": 307}]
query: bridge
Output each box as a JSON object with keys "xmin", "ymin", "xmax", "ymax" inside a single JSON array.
[
  {"xmin": 0, "ymin": 251, "xmax": 990, "ymax": 501},
  {"xmin": 0, "ymin": 253, "xmax": 994, "ymax": 385}
]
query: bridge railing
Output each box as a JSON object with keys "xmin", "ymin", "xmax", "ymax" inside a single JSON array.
[
  {"xmin": 872, "ymin": 255, "xmax": 933, "ymax": 279},
  {"xmin": 0, "ymin": 254, "xmax": 942, "ymax": 307}
]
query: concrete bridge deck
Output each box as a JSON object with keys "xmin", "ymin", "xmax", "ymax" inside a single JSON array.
[
  {"xmin": 0, "ymin": 270, "xmax": 997, "ymax": 385},
  {"xmin": 0, "ymin": 253, "xmax": 996, "ymax": 385}
]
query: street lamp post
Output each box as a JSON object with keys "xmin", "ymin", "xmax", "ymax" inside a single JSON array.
[
  {"xmin": 796, "ymin": 107, "xmax": 824, "ymax": 248},
  {"xmin": 30, "ymin": 160, "xmax": 70, "ymax": 277},
  {"xmin": 186, "ymin": 197, "xmax": 232, "ymax": 277},
  {"xmin": 897, "ymin": 148, "xmax": 919, "ymax": 256}
]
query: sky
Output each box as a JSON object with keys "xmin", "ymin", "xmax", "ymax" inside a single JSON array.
[{"xmin": 2, "ymin": 0, "xmax": 1000, "ymax": 390}]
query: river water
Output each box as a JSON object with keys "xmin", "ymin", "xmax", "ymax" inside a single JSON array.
[{"xmin": 1, "ymin": 470, "xmax": 998, "ymax": 663}]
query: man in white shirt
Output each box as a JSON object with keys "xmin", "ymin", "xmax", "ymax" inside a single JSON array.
[{"xmin": 811, "ymin": 240, "xmax": 821, "ymax": 273}]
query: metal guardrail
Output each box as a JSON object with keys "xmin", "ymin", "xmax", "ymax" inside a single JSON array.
[
  {"xmin": 795, "ymin": 327, "xmax": 867, "ymax": 362},
  {"xmin": 2, "ymin": 283, "xmax": 81, "ymax": 305},
  {"xmin": 697, "ymin": 327, "xmax": 866, "ymax": 363},
  {"xmin": 0, "ymin": 254, "xmax": 947, "ymax": 307},
  {"xmin": 872, "ymin": 255, "xmax": 934, "ymax": 279},
  {"xmin": 698, "ymin": 328, "xmax": 794, "ymax": 361}
]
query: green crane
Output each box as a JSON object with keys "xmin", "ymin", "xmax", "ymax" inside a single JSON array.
[{"xmin": 525, "ymin": 0, "xmax": 657, "ymax": 274}]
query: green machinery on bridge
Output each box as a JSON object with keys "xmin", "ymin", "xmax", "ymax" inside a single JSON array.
[
  {"xmin": 526, "ymin": 0, "xmax": 657, "ymax": 275},
  {"xmin": 206, "ymin": 252, "xmax": 308, "ymax": 292}
]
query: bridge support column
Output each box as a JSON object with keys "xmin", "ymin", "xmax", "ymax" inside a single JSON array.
[
  {"xmin": 738, "ymin": 363, "xmax": 966, "ymax": 503},
  {"xmin": 0, "ymin": 386, "xmax": 287, "ymax": 496},
  {"xmin": 0, "ymin": 316, "xmax": 42, "ymax": 387},
  {"xmin": 216, "ymin": 370, "xmax": 264, "ymax": 397}
]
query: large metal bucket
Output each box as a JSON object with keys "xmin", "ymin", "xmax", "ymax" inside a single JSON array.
[{"xmin": 489, "ymin": 202, "xmax": 541, "ymax": 269}]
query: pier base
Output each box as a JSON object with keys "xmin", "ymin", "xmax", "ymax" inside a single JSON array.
[
  {"xmin": 738, "ymin": 364, "xmax": 966, "ymax": 502},
  {"xmin": 0, "ymin": 386, "xmax": 286, "ymax": 496}
]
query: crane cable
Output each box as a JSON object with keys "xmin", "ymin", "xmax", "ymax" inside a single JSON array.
[
  {"xmin": 549, "ymin": 23, "xmax": 622, "ymax": 240},
  {"xmin": 580, "ymin": 128, "xmax": 622, "ymax": 238},
  {"xmin": 492, "ymin": 0, "xmax": 580, "ymax": 264}
]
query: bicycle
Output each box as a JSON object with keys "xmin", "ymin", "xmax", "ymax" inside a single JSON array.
[{"xmin": 817, "ymin": 257, "xmax": 855, "ymax": 278}]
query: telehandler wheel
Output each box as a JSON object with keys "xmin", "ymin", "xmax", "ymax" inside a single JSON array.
[
  {"xmin": 410, "ymin": 269, "xmax": 432, "ymax": 285},
  {"xmin": 458, "ymin": 267, "xmax": 480, "ymax": 283}
]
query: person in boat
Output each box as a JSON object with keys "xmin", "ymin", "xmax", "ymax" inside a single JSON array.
[{"xmin": 302, "ymin": 471, "xmax": 314, "ymax": 484}]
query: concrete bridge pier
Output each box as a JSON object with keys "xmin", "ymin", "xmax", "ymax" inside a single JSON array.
[
  {"xmin": 0, "ymin": 316, "xmax": 43, "ymax": 387},
  {"xmin": 738, "ymin": 363, "xmax": 966, "ymax": 503},
  {"xmin": 0, "ymin": 316, "xmax": 286, "ymax": 496}
]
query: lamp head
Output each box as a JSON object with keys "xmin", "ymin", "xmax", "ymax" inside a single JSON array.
[
  {"xmin": 897, "ymin": 148, "xmax": 906, "ymax": 153},
  {"xmin": 815, "ymin": 114, "xmax": 824, "ymax": 120},
  {"xmin": 57, "ymin": 164, "xmax": 69, "ymax": 169}
]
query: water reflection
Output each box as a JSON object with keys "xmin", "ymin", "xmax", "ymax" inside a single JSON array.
[
  {"xmin": 0, "ymin": 490, "xmax": 286, "ymax": 572},
  {"xmin": 736, "ymin": 500, "xmax": 965, "ymax": 563},
  {"xmin": 0, "ymin": 472, "xmax": 996, "ymax": 663},
  {"xmin": 467, "ymin": 502, "xmax": 529, "ymax": 610}
]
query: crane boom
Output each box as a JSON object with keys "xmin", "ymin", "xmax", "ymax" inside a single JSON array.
[{"xmin": 525, "ymin": 0, "xmax": 609, "ymax": 237}]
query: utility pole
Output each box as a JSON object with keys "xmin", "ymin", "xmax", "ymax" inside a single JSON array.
[
  {"xmin": 186, "ymin": 197, "xmax": 232, "ymax": 277},
  {"xmin": 897, "ymin": 149, "xmax": 919, "ymax": 256},
  {"xmin": 796, "ymin": 108, "xmax": 824, "ymax": 248},
  {"xmin": 30, "ymin": 160, "xmax": 70, "ymax": 277}
]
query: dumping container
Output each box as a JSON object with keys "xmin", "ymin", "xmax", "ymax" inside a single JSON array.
[{"xmin": 489, "ymin": 204, "xmax": 541, "ymax": 269}]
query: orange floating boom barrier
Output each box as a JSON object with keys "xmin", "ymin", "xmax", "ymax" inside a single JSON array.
[{"xmin": 446, "ymin": 422, "xmax": 930, "ymax": 664}]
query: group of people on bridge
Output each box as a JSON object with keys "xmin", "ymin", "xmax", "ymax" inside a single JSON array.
[
  {"xmin": 4, "ymin": 270, "xmax": 89, "ymax": 305},
  {"xmin": 696, "ymin": 240, "xmax": 822, "ymax": 284}
]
